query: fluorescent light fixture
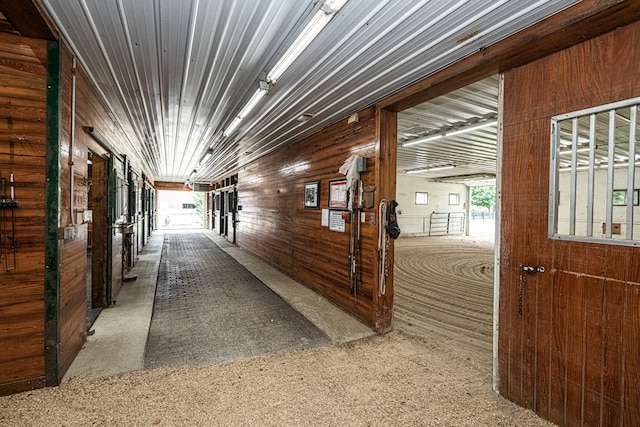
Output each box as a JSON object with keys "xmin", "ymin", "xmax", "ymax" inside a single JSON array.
[
  {"xmin": 239, "ymin": 87, "xmax": 267, "ymax": 118},
  {"xmin": 446, "ymin": 120, "xmax": 497, "ymax": 137},
  {"xmin": 189, "ymin": 170, "xmax": 197, "ymax": 180},
  {"xmin": 267, "ymin": 0, "xmax": 348, "ymax": 83},
  {"xmin": 407, "ymin": 165, "xmax": 455, "ymax": 174},
  {"xmin": 224, "ymin": 117, "xmax": 242, "ymax": 137},
  {"xmin": 202, "ymin": 149, "xmax": 213, "ymax": 163},
  {"xmin": 401, "ymin": 120, "xmax": 497, "ymax": 148},
  {"xmin": 223, "ymin": 86, "xmax": 268, "ymax": 137},
  {"xmin": 425, "ymin": 165, "xmax": 455, "ymax": 172},
  {"xmin": 402, "ymin": 134, "xmax": 443, "ymax": 148},
  {"xmin": 559, "ymin": 146, "xmax": 592, "ymax": 155}
]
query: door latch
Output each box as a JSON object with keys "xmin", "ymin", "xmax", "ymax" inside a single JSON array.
[
  {"xmin": 520, "ymin": 265, "xmax": 545, "ymax": 273},
  {"xmin": 518, "ymin": 265, "xmax": 545, "ymax": 317}
]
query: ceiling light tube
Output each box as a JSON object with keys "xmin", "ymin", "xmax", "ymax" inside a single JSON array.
[
  {"xmin": 401, "ymin": 120, "xmax": 497, "ymax": 148},
  {"xmin": 223, "ymin": 85, "xmax": 269, "ymax": 137},
  {"xmin": 426, "ymin": 165, "xmax": 455, "ymax": 172},
  {"xmin": 239, "ymin": 87, "xmax": 267, "ymax": 119},
  {"xmin": 446, "ymin": 120, "xmax": 497, "ymax": 137},
  {"xmin": 223, "ymin": 117, "xmax": 242, "ymax": 137},
  {"xmin": 559, "ymin": 147, "xmax": 592, "ymax": 155},
  {"xmin": 267, "ymin": 0, "xmax": 348, "ymax": 83},
  {"xmin": 402, "ymin": 134, "xmax": 443, "ymax": 147},
  {"xmin": 406, "ymin": 165, "xmax": 455, "ymax": 174},
  {"xmin": 201, "ymin": 149, "xmax": 213, "ymax": 163}
]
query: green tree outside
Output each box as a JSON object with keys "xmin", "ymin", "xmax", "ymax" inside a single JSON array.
[
  {"xmin": 471, "ymin": 186, "xmax": 496, "ymax": 211},
  {"xmin": 193, "ymin": 192, "xmax": 205, "ymax": 227}
]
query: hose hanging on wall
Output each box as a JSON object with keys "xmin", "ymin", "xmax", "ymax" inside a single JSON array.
[
  {"xmin": 378, "ymin": 200, "xmax": 388, "ymax": 296},
  {"xmin": 378, "ymin": 199, "xmax": 401, "ymax": 296}
]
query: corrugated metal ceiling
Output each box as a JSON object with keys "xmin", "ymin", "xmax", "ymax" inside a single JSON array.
[
  {"xmin": 398, "ymin": 75, "xmax": 499, "ymax": 183},
  {"xmin": 38, "ymin": 0, "xmax": 577, "ymax": 183}
]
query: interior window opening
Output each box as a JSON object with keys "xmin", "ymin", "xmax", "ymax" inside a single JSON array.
[{"xmin": 550, "ymin": 98, "xmax": 640, "ymax": 245}]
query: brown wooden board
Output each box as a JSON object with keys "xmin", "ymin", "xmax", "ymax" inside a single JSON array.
[
  {"xmin": 235, "ymin": 107, "xmax": 380, "ymax": 330},
  {"xmin": 500, "ymin": 19, "xmax": 640, "ymax": 426},
  {"xmin": 0, "ymin": 31, "xmax": 47, "ymax": 394}
]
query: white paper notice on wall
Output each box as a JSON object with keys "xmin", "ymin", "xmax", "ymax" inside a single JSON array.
[
  {"xmin": 321, "ymin": 209, "xmax": 329, "ymax": 227},
  {"xmin": 329, "ymin": 210, "xmax": 345, "ymax": 232}
]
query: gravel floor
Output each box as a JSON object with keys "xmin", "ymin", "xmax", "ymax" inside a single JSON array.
[
  {"xmin": 0, "ymin": 332, "xmax": 550, "ymax": 426},
  {"xmin": 1, "ymin": 232, "xmax": 552, "ymax": 426}
]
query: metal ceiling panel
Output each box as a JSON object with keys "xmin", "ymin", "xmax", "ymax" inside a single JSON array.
[
  {"xmin": 397, "ymin": 75, "xmax": 499, "ymax": 181},
  {"xmin": 38, "ymin": 0, "xmax": 577, "ymax": 183}
]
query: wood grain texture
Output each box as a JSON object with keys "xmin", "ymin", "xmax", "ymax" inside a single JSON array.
[
  {"xmin": 1, "ymin": 34, "xmax": 142, "ymax": 394},
  {"xmin": 0, "ymin": 31, "xmax": 47, "ymax": 394},
  {"xmin": 236, "ymin": 107, "xmax": 381, "ymax": 329},
  {"xmin": 501, "ymin": 19, "xmax": 640, "ymax": 427}
]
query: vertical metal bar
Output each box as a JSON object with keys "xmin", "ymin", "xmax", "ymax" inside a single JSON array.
[
  {"xmin": 605, "ymin": 110, "xmax": 616, "ymax": 237},
  {"xmin": 493, "ymin": 73, "xmax": 504, "ymax": 392},
  {"xmin": 569, "ymin": 118, "xmax": 578, "ymax": 235},
  {"xmin": 548, "ymin": 119, "xmax": 559, "ymax": 237},
  {"xmin": 626, "ymin": 106, "xmax": 637, "ymax": 240},
  {"xmin": 586, "ymin": 114, "xmax": 596, "ymax": 237}
]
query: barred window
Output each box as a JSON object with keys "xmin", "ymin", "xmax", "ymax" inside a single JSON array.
[{"xmin": 549, "ymin": 97, "xmax": 640, "ymax": 246}]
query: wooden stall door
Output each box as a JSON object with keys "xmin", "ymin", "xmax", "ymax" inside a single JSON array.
[{"xmin": 499, "ymin": 21, "xmax": 640, "ymax": 427}]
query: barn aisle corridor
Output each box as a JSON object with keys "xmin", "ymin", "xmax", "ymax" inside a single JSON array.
[
  {"xmin": 64, "ymin": 230, "xmax": 372, "ymax": 380},
  {"xmin": 144, "ymin": 233, "xmax": 330, "ymax": 368}
]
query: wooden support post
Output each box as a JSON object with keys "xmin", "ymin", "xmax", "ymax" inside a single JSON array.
[{"xmin": 372, "ymin": 108, "xmax": 397, "ymax": 333}]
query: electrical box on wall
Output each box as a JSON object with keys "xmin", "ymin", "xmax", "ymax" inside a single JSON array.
[
  {"xmin": 356, "ymin": 157, "xmax": 367, "ymax": 173},
  {"xmin": 76, "ymin": 210, "xmax": 93, "ymax": 224},
  {"xmin": 63, "ymin": 226, "xmax": 78, "ymax": 240}
]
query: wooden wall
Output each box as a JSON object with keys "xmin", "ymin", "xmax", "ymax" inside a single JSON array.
[
  {"xmin": 57, "ymin": 45, "xmax": 88, "ymax": 379},
  {"xmin": 499, "ymin": 21, "xmax": 640, "ymax": 426},
  {"xmin": 0, "ymin": 34, "xmax": 138, "ymax": 393},
  {"xmin": 236, "ymin": 107, "xmax": 386, "ymax": 329},
  {"xmin": 55, "ymin": 42, "xmax": 135, "ymax": 378},
  {"xmin": 0, "ymin": 32, "xmax": 47, "ymax": 394}
]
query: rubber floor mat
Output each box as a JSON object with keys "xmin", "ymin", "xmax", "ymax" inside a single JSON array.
[{"xmin": 144, "ymin": 233, "xmax": 330, "ymax": 368}]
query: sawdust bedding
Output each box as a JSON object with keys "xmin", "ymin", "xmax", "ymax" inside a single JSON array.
[{"xmin": 1, "ymin": 332, "xmax": 550, "ymax": 426}]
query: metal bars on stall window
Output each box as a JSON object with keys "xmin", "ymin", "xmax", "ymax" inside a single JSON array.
[{"xmin": 549, "ymin": 96, "xmax": 640, "ymax": 247}]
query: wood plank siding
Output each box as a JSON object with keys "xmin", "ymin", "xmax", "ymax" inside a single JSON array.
[
  {"xmin": 0, "ymin": 32, "xmax": 48, "ymax": 394},
  {"xmin": 500, "ymin": 21, "xmax": 640, "ymax": 427},
  {"xmin": 236, "ymin": 107, "xmax": 388, "ymax": 330},
  {"xmin": 0, "ymin": 31, "xmax": 137, "ymax": 393}
]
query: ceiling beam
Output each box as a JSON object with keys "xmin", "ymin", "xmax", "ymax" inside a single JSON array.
[
  {"xmin": 380, "ymin": 0, "xmax": 640, "ymax": 112},
  {"xmin": 154, "ymin": 181, "xmax": 192, "ymax": 192},
  {"xmin": 0, "ymin": 0, "xmax": 55, "ymax": 40}
]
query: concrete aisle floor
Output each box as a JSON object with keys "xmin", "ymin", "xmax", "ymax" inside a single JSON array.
[{"xmin": 64, "ymin": 229, "xmax": 373, "ymax": 381}]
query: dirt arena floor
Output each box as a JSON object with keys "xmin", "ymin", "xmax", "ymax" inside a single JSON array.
[
  {"xmin": 394, "ymin": 234, "xmax": 495, "ymax": 366},
  {"xmin": 0, "ymin": 234, "xmax": 552, "ymax": 426}
]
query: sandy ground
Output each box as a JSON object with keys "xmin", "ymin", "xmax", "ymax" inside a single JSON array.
[
  {"xmin": 0, "ymin": 232, "xmax": 552, "ymax": 426},
  {"xmin": 1, "ymin": 332, "xmax": 550, "ymax": 426},
  {"xmin": 394, "ymin": 234, "xmax": 495, "ymax": 366}
]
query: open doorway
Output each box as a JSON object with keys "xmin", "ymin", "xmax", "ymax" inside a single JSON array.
[
  {"xmin": 85, "ymin": 150, "xmax": 101, "ymax": 329},
  {"xmin": 393, "ymin": 75, "xmax": 500, "ymax": 365},
  {"xmin": 157, "ymin": 190, "xmax": 204, "ymax": 229}
]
